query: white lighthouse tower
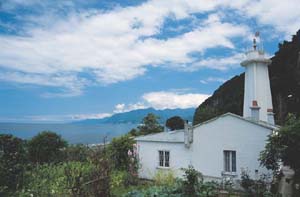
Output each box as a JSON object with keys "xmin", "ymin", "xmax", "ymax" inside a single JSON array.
[{"xmin": 241, "ymin": 33, "xmax": 275, "ymax": 124}]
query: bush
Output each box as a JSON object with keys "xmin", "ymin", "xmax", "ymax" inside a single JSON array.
[
  {"xmin": 27, "ymin": 131, "xmax": 67, "ymax": 164},
  {"xmin": 240, "ymin": 170, "xmax": 272, "ymax": 197},
  {"xmin": 111, "ymin": 170, "xmax": 128, "ymax": 190},
  {"xmin": 153, "ymin": 169, "xmax": 176, "ymax": 186},
  {"xmin": 199, "ymin": 181, "xmax": 219, "ymax": 197},
  {"xmin": 124, "ymin": 185, "xmax": 182, "ymax": 197},
  {"xmin": 0, "ymin": 134, "xmax": 27, "ymax": 195},
  {"xmin": 109, "ymin": 134, "xmax": 135, "ymax": 171},
  {"xmin": 181, "ymin": 165, "xmax": 203, "ymax": 196},
  {"xmin": 63, "ymin": 144, "xmax": 90, "ymax": 162},
  {"xmin": 18, "ymin": 162, "xmax": 94, "ymax": 196}
]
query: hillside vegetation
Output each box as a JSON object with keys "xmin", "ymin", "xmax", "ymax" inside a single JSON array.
[{"xmin": 194, "ymin": 30, "xmax": 300, "ymax": 125}]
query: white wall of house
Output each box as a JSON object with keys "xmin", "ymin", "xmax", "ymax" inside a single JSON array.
[
  {"xmin": 136, "ymin": 114, "xmax": 274, "ymax": 180},
  {"xmin": 137, "ymin": 141, "xmax": 191, "ymax": 179},
  {"xmin": 191, "ymin": 115, "xmax": 272, "ymax": 179}
]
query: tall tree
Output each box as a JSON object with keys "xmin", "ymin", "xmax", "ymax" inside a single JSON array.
[
  {"xmin": 28, "ymin": 131, "xmax": 67, "ymax": 164},
  {"xmin": 137, "ymin": 113, "xmax": 163, "ymax": 135},
  {"xmin": 260, "ymin": 114, "xmax": 300, "ymax": 184},
  {"xmin": 166, "ymin": 116, "xmax": 185, "ymax": 131},
  {"xmin": 109, "ymin": 134, "xmax": 135, "ymax": 171}
]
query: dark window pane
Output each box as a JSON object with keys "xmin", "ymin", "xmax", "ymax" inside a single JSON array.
[
  {"xmin": 165, "ymin": 151, "xmax": 170, "ymax": 167},
  {"xmin": 224, "ymin": 151, "xmax": 230, "ymax": 172},
  {"xmin": 232, "ymin": 151, "xmax": 236, "ymax": 172},
  {"xmin": 159, "ymin": 151, "xmax": 164, "ymax": 166}
]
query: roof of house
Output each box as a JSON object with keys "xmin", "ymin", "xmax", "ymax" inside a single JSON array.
[
  {"xmin": 193, "ymin": 112, "xmax": 280, "ymax": 130},
  {"xmin": 135, "ymin": 129, "xmax": 184, "ymax": 143},
  {"xmin": 135, "ymin": 112, "xmax": 280, "ymax": 143}
]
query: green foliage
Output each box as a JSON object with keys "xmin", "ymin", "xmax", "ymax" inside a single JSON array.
[
  {"xmin": 199, "ymin": 181, "xmax": 219, "ymax": 197},
  {"xmin": 18, "ymin": 162, "xmax": 94, "ymax": 196},
  {"xmin": 153, "ymin": 169, "xmax": 176, "ymax": 186},
  {"xmin": 0, "ymin": 134, "xmax": 27, "ymax": 195},
  {"xmin": 193, "ymin": 30, "xmax": 300, "ymax": 126},
  {"xmin": 111, "ymin": 170, "xmax": 128, "ymax": 190},
  {"xmin": 109, "ymin": 134, "xmax": 137, "ymax": 171},
  {"xmin": 260, "ymin": 114, "xmax": 300, "ymax": 181},
  {"xmin": 240, "ymin": 170, "xmax": 272, "ymax": 197},
  {"xmin": 166, "ymin": 116, "xmax": 185, "ymax": 131},
  {"xmin": 28, "ymin": 131, "xmax": 67, "ymax": 164},
  {"xmin": 88, "ymin": 145, "xmax": 112, "ymax": 197},
  {"xmin": 193, "ymin": 75, "xmax": 244, "ymax": 125},
  {"xmin": 63, "ymin": 161, "xmax": 95, "ymax": 196},
  {"xmin": 181, "ymin": 165, "xmax": 203, "ymax": 196},
  {"xmin": 63, "ymin": 144, "xmax": 90, "ymax": 162},
  {"xmin": 128, "ymin": 128, "xmax": 138, "ymax": 136},
  {"xmin": 19, "ymin": 145, "xmax": 112, "ymax": 197},
  {"xmin": 124, "ymin": 185, "xmax": 182, "ymax": 197},
  {"xmin": 137, "ymin": 113, "xmax": 163, "ymax": 135},
  {"xmin": 124, "ymin": 178, "xmax": 224, "ymax": 197}
]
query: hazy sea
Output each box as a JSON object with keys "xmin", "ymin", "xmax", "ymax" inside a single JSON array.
[{"xmin": 0, "ymin": 123, "xmax": 137, "ymax": 144}]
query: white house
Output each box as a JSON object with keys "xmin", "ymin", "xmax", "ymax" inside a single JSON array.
[{"xmin": 135, "ymin": 36, "xmax": 279, "ymax": 181}]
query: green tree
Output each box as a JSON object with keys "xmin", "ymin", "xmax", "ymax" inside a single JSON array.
[
  {"xmin": 63, "ymin": 144, "xmax": 90, "ymax": 162},
  {"xmin": 260, "ymin": 114, "xmax": 300, "ymax": 183},
  {"xmin": 128, "ymin": 128, "xmax": 138, "ymax": 136},
  {"xmin": 166, "ymin": 116, "xmax": 185, "ymax": 131},
  {"xmin": 28, "ymin": 131, "xmax": 67, "ymax": 164},
  {"xmin": 0, "ymin": 134, "xmax": 27, "ymax": 195},
  {"xmin": 137, "ymin": 113, "xmax": 163, "ymax": 135},
  {"xmin": 109, "ymin": 134, "xmax": 135, "ymax": 171},
  {"xmin": 181, "ymin": 165, "xmax": 203, "ymax": 197}
]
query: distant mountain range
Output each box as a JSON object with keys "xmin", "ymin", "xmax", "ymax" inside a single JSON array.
[{"xmin": 76, "ymin": 107, "xmax": 195, "ymax": 124}]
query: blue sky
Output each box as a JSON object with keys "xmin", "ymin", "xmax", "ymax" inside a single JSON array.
[{"xmin": 0, "ymin": 0, "xmax": 299, "ymax": 123}]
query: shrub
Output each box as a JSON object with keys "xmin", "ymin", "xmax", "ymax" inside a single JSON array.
[
  {"xmin": 109, "ymin": 134, "xmax": 136, "ymax": 171},
  {"xmin": 18, "ymin": 162, "xmax": 94, "ymax": 196},
  {"xmin": 111, "ymin": 170, "xmax": 127, "ymax": 190},
  {"xmin": 63, "ymin": 144, "xmax": 90, "ymax": 162},
  {"xmin": 124, "ymin": 185, "xmax": 182, "ymax": 197},
  {"xmin": 27, "ymin": 131, "xmax": 67, "ymax": 164},
  {"xmin": 154, "ymin": 169, "xmax": 176, "ymax": 186},
  {"xmin": 181, "ymin": 165, "xmax": 203, "ymax": 196},
  {"xmin": 240, "ymin": 170, "xmax": 272, "ymax": 197},
  {"xmin": 0, "ymin": 134, "xmax": 27, "ymax": 195},
  {"xmin": 199, "ymin": 181, "xmax": 219, "ymax": 197}
]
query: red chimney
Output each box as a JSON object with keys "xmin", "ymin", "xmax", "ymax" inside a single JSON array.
[{"xmin": 252, "ymin": 100, "xmax": 258, "ymax": 107}]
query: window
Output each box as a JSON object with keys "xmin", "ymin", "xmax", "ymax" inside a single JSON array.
[
  {"xmin": 224, "ymin": 150, "xmax": 236, "ymax": 172},
  {"xmin": 158, "ymin": 150, "xmax": 170, "ymax": 167}
]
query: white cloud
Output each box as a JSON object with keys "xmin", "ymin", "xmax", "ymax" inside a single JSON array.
[
  {"xmin": 0, "ymin": 71, "xmax": 88, "ymax": 97},
  {"xmin": 181, "ymin": 53, "xmax": 245, "ymax": 71},
  {"xmin": 142, "ymin": 91, "xmax": 210, "ymax": 110},
  {"xmin": 244, "ymin": 0, "xmax": 300, "ymax": 38},
  {"xmin": 0, "ymin": 0, "xmax": 249, "ymax": 95},
  {"xmin": 1, "ymin": 0, "xmax": 299, "ymax": 96},
  {"xmin": 200, "ymin": 77, "xmax": 229, "ymax": 84},
  {"xmin": 113, "ymin": 102, "xmax": 146, "ymax": 113},
  {"xmin": 71, "ymin": 113, "xmax": 112, "ymax": 120},
  {"xmin": 113, "ymin": 90, "xmax": 210, "ymax": 112}
]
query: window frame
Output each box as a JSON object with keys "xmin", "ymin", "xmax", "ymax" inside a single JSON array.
[
  {"xmin": 223, "ymin": 150, "xmax": 237, "ymax": 173},
  {"xmin": 158, "ymin": 150, "xmax": 170, "ymax": 168}
]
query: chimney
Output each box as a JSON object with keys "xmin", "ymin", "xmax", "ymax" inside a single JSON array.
[
  {"xmin": 267, "ymin": 108, "xmax": 275, "ymax": 125},
  {"xmin": 164, "ymin": 125, "xmax": 169, "ymax": 132},
  {"xmin": 250, "ymin": 100, "xmax": 260, "ymax": 121},
  {"xmin": 184, "ymin": 120, "xmax": 193, "ymax": 148}
]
